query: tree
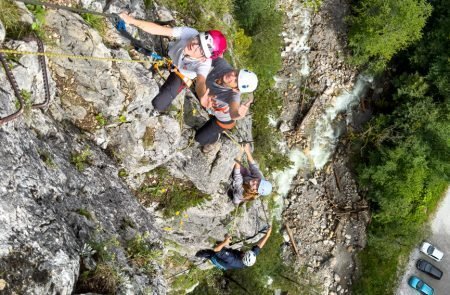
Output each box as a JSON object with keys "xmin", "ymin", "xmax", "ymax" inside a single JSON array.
[{"xmin": 347, "ymin": 0, "xmax": 432, "ymax": 72}]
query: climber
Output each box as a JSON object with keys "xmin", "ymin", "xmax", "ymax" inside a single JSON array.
[
  {"xmin": 118, "ymin": 12, "xmax": 227, "ymax": 114},
  {"xmin": 194, "ymin": 57, "xmax": 258, "ymax": 153},
  {"xmin": 230, "ymin": 143, "xmax": 272, "ymax": 205},
  {"xmin": 195, "ymin": 226, "xmax": 272, "ymax": 270}
]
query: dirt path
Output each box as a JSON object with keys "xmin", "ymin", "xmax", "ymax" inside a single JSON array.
[{"xmin": 396, "ymin": 188, "xmax": 450, "ymax": 295}]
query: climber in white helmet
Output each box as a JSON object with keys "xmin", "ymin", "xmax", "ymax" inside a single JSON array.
[
  {"xmin": 194, "ymin": 57, "xmax": 258, "ymax": 153},
  {"xmin": 230, "ymin": 143, "xmax": 273, "ymax": 205},
  {"xmin": 195, "ymin": 226, "xmax": 272, "ymax": 270}
]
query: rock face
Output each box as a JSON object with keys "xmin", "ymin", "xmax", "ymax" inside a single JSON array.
[{"xmin": 0, "ymin": 48, "xmax": 165, "ymax": 294}]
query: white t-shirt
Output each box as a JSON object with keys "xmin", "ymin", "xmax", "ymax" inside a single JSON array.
[{"xmin": 168, "ymin": 27, "xmax": 212, "ymax": 79}]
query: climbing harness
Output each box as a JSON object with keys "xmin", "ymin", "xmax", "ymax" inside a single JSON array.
[{"xmin": 0, "ymin": 35, "xmax": 51, "ymax": 125}]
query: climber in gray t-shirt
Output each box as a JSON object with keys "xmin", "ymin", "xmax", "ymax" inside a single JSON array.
[
  {"xmin": 118, "ymin": 13, "xmax": 227, "ymax": 113},
  {"xmin": 195, "ymin": 58, "xmax": 259, "ymax": 152}
]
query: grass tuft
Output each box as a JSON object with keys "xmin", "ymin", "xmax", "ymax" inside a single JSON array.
[{"xmin": 136, "ymin": 167, "xmax": 211, "ymax": 217}]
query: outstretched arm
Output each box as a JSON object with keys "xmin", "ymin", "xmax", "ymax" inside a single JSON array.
[
  {"xmin": 256, "ymin": 226, "xmax": 272, "ymax": 249},
  {"xmin": 213, "ymin": 235, "xmax": 232, "ymax": 252},
  {"xmin": 119, "ymin": 13, "xmax": 174, "ymax": 37}
]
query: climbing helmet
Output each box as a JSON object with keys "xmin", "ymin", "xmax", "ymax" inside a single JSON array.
[
  {"xmin": 199, "ymin": 30, "xmax": 227, "ymax": 59},
  {"xmin": 242, "ymin": 250, "xmax": 257, "ymax": 266},
  {"xmin": 238, "ymin": 69, "xmax": 258, "ymax": 93},
  {"xmin": 258, "ymin": 179, "xmax": 272, "ymax": 196}
]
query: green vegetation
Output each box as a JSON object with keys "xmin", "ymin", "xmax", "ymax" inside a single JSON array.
[
  {"xmin": 76, "ymin": 208, "xmax": 93, "ymax": 220},
  {"xmin": 76, "ymin": 238, "xmax": 124, "ymax": 294},
  {"xmin": 136, "ymin": 167, "xmax": 211, "ymax": 217},
  {"xmin": 94, "ymin": 113, "xmax": 107, "ymax": 127},
  {"xmin": 118, "ymin": 168, "xmax": 128, "ymax": 178},
  {"xmin": 126, "ymin": 233, "xmax": 162, "ymax": 275},
  {"xmin": 15, "ymin": 90, "xmax": 32, "ymax": 110},
  {"xmin": 70, "ymin": 146, "xmax": 93, "ymax": 171},
  {"xmin": 166, "ymin": 251, "xmax": 223, "ymax": 294},
  {"xmin": 38, "ymin": 149, "xmax": 56, "ymax": 168},
  {"xmin": 118, "ymin": 114, "xmax": 128, "ymax": 123},
  {"xmin": 347, "ymin": 0, "xmax": 432, "ymax": 73},
  {"xmin": 0, "ymin": 0, "xmax": 27, "ymax": 39},
  {"xmin": 81, "ymin": 13, "xmax": 107, "ymax": 38},
  {"xmin": 26, "ymin": 4, "xmax": 47, "ymax": 39},
  {"xmin": 351, "ymin": 0, "xmax": 449, "ymax": 293}
]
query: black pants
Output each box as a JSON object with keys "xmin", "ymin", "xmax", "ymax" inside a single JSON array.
[
  {"xmin": 195, "ymin": 117, "xmax": 228, "ymax": 146},
  {"xmin": 152, "ymin": 72, "xmax": 186, "ymax": 112}
]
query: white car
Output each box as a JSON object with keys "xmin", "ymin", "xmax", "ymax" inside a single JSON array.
[{"xmin": 420, "ymin": 242, "xmax": 444, "ymax": 262}]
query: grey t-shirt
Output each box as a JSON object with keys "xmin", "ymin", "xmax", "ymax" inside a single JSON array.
[
  {"xmin": 206, "ymin": 58, "xmax": 241, "ymax": 122},
  {"xmin": 168, "ymin": 27, "xmax": 212, "ymax": 79}
]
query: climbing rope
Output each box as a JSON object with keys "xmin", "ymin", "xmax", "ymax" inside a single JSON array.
[{"xmin": 0, "ymin": 48, "xmax": 152, "ymax": 64}]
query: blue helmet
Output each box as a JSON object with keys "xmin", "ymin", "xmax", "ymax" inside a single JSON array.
[{"xmin": 258, "ymin": 179, "xmax": 272, "ymax": 196}]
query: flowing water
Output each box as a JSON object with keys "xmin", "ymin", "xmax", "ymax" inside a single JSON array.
[{"xmin": 273, "ymin": 75, "xmax": 372, "ymax": 212}]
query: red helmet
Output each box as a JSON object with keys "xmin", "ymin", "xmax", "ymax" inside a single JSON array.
[{"xmin": 199, "ymin": 30, "xmax": 227, "ymax": 59}]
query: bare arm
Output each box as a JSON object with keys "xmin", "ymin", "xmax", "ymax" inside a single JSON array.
[
  {"xmin": 213, "ymin": 235, "xmax": 232, "ymax": 252},
  {"xmin": 256, "ymin": 226, "xmax": 272, "ymax": 249},
  {"xmin": 230, "ymin": 96, "xmax": 253, "ymax": 120},
  {"xmin": 244, "ymin": 143, "xmax": 255, "ymax": 163},
  {"xmin": 119, "ymin": 13, "xmax": 174, "ymax": 37},
  {"xmin": 229, "ymin": 101, "xmax": 242, "ymax": 120},
  {"xmin": 195, "ymin": 75, "xmax": 207, "ymax": 99}
]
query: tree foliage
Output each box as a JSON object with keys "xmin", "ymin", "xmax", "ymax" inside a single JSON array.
[
  {"xmin": 347, "ymin": 0, "xmax": 432, "ymax": 72},
  {"xmin": 352, "ymin": 1, "xmax": 449, "ymax": 293}
]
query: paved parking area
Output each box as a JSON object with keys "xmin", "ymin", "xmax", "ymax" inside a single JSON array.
[{"xmin": 396, "ymin": 188, "xmax": 450, "ymax": 295}]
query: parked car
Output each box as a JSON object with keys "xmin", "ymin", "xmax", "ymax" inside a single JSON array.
[
  {"xmin": 416, "ymin": 259, "xmax": 443, "ymax": 279},
  {"xmin": 420, "ymin": 242, "xmax": 444, "ymax": 261},
  {"xmin": 408, "ymin": 276, "xmax": 434, "ymax": 295}
]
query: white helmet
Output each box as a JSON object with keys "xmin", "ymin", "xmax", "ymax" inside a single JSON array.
[
  {"xmin": 242, "ymin": 250, "xmax": 257, "ymax": 266},
  {"xmin": 238, "ymin": 69, "xmax": 258, "ymax": 93}
]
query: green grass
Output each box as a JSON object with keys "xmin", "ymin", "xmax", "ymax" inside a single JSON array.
[
  {"xmin": 0, "ymin": 0, "xmax": 29, "ymax": 39},
  {"xmin": 15, "ymin": 90, "xmax": 32, "ymax": 110},
  {"xmin": 81, "ymin": 13, "xmax": 107, "ymax": 38},
  {"xmin": 38, "ymin": 149, "xmax": 56, "ymax": 168},
  {"xmin": 136, "ymin": 167, "xmax": 211, "ymax": 217},
  {"xmin": 126, "ymin": 233, "xmax": 162, "ymax": 275},
  {"xmin": 70, "ymin": 146, "xmax": 92, "ymax": 171},
  {"xmin": 76, "ymin": 208, "xmax": 93, "ymax": 220}
]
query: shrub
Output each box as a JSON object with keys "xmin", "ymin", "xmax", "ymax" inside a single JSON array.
[{"xmin": 70, "ymin": 146, "xmax": 92, "ymax": 171}]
